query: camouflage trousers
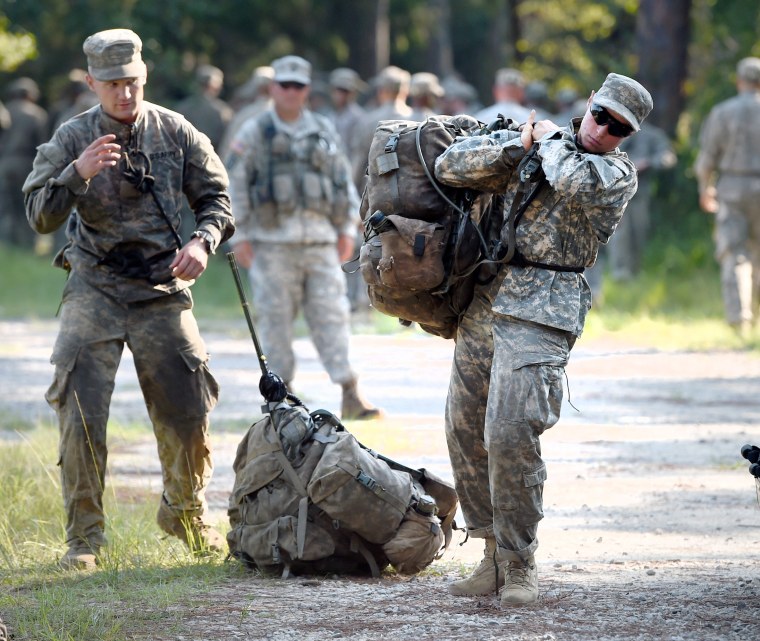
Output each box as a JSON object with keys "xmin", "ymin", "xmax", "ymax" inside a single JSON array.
[
  {"xmin": 714, "ymin": 190, "xmax": 760, "ymax": 326},
  {"xmin": 248, "ymin": 242, "xmax": 354, "ymax": 384},
  {"xmin": 46, "ymin": 275, "xmax": 219, "ymax": 547},
  {"xmin": 445, "ymin": 277, "xmax": 573, "ymax": 562}
]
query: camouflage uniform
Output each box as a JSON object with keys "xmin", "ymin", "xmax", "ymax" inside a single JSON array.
[
  {"xmin": 23, "ymin": 100, "xmax": 234, "ymax": 551},
  {"xmin": 695, "ymin": 72, "xmax": 760, "ymax": 327},
  {"xmin": 435, "ymin": 119, "xmax": 637, "ymax": 563},
  {"xmin": 227, "ymin": 107, "xmax": 357, "ymax": 385}
]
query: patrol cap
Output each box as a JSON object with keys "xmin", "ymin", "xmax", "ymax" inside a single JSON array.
[
  {"xmin": 373, "ymin": 65, "xmax": 411, "ymax": 93},
  {"xmin": 737, "ymin": 57, "xmax": 760, "ymax": 84},
  {"xmin": 196, "ymin": 64, "xmax": 224, "ymax": 87},
  {"xmin": 410, "ymin": 72, "xmax": 444, "ymax": 98},
  {"xmin": 593, "ymin": 72, "xmax": 653, "ymax": 132},
  {"xmin": 329, "ymin": 67, "xmax": 367, "ymax": 93},
  {"xmin": 83, "ymin": 28, "xmax": 147, "ymax": 81},
  {"xmin": 6, "ymin": 77, "xmax": 40, "ymax": 101},
  {"xmin": 272, "ymin": 55, "xmax": 311, "ymax": 85},
  {"xmin": 441, "ymin": 77, "xmax": 477, "ymax": 102},
  {"xmin": 495, "ymin": 67, "xmax": 525, "ymax": 87}
]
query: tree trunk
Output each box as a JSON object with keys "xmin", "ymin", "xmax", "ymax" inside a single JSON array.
[
  {"xmin": 427, "ymin": 0, "xmax": 454, "ymax": 77},
  {"xmin": 636, "ymin": 0, "xmax": 691, "ymax": 135}
]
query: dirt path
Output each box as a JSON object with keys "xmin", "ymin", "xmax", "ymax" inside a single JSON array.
[{"xmin": 1, "ymin": 319, "xmax": 759, "ymax": 640}]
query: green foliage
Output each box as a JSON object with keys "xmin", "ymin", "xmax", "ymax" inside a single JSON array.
[
  {"xmin": 0, "ymin": 426, "xmax": 234, "ymax": 641},
  {"xmin": 0, "ymin": 13, "xmax": 36, "ymax": 71}
]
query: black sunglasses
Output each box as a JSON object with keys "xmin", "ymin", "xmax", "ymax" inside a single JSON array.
[
  {"xmin": 277, "ymin": 81, "xmax": 307, "ymax": 91},
  {"xmin": 590, "ymin": 104, "xmax": 634, "ymax": 138}
]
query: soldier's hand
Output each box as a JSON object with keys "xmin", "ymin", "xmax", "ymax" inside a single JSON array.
[
  {"xmin": 74, "ymin": 134, "xmax": 122, "ymax": 180},
  {"xmin": 520, "ymin": 110, "xmax": 536, "ymax": 151},
  {"xmin": 232, "ymin": 241, "xmax": 254, "ymax": 270},
  {"xmin": 699, "ymin": 186, "xmax": 719, "ymax": 214},
  {"xmin": 170, "ymin": 238, "xmax": 209, "ymax": 281}
]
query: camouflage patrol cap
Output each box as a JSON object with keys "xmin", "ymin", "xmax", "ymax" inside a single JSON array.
[
  {"xmin": 373, "ymin": 65, "xmax": 411, "ymax": 92},
  {"xmin": 196, "ymin": 64, "xmax": 224, "ymax": 88},
  {"xmin": 272, "ymin": 55, "xmax": 311, "ymax": 85},
  {"xmin": 495, "ymin": 67, "xmax": 525, "ymax": 88},
  {"xmin": 737, "ymin": 57, "xmax": 760, "ymax": 84},
  {"xmin": 410, "ymin": 72, "xmax": 444, "ymax": 98},
  {"xmin": 83, "ymin": 28, "xmax": 147, "ymax": 81},
  {"xmin": 329, "ymin": 67, "xmax": 367, "ymax": 93},
  {"xmin": 593, "ymin": 72, "xmax": 653, "ymax": 132}
]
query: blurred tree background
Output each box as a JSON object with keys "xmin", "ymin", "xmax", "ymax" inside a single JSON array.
[{"xmin": 1, "ymin": 0, "xmax": 759, "ymax": 328}]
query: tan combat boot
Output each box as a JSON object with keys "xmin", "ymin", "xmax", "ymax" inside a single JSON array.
[
  {"xmin": 341, "ymin": 378, "xmax": 381, "ymax": 421},
  {"xmin": 448, "ymin": 537, "xmax": 507, "ymax": 596},
  {"xmin": 500, "ymin": 555, "xmax": 539, "ymax": 606},
  {"xmin": 59, "ymin": 540, "xmax": 100, "ymax": 570},
  {"xmin": 157, "ymin": 499, "xmax": 225, "ymax": 556}
]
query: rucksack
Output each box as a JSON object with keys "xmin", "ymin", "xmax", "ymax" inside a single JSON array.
[
  {"xmin": 356, "ymin": 115, "xmax": 503, "ymax": 339},
  {"xmin": 227, "ymin": 399, "xmax": 459, "ymax": 578}
]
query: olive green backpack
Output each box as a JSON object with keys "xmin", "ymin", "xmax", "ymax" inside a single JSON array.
[{"xmin": 227, "ymin": 400, "xmax": 458, "ymax": 577}]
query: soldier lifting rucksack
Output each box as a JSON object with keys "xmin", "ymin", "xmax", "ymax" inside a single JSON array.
[
  {"xmin": 356, "ymin": 114, "xmax": 504, "ymax": 339},
  {"xmin": 225, "ymin": 255, "xmax": 458, "ymax": 577}
]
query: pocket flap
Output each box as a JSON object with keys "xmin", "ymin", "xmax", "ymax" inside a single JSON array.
[{"xmin": 523, "ymin": 464, "xmax": 547, "ymax": 488}]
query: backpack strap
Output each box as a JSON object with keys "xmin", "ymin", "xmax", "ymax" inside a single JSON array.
[
  {"xmin": 349, "ymin": 533, "xmax": 382, "ymax": 578},
  {"xmin": 377, "ymin": 131, "xmax": 403, "ymax": 214}
]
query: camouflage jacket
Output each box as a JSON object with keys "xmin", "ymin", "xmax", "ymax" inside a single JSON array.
[
  {"xmin": 23, "ymin": 102, "xmax": 234, "ymax": 303},
  {"xmin": 226, "ymin": 108, "xmax": 356, "ymax": 244},
  {"xmin": 694, "ymin": 91, "xmax": 760, "ymax": 196},
  {"xmin": 435, "ymin": 121, "xmax": 637, "ymax": 336}
]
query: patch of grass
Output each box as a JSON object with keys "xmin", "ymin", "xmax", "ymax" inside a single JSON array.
[{"xmin": 0, "ymin": 426, "xmax": 235, "ymax": 641}]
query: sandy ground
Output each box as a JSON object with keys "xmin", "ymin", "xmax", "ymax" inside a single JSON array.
[{"xmin": 1, "ymin": 318, "xmax": 759, "ymax": 640}]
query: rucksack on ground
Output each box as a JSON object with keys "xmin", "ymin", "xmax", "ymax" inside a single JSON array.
[
  {"xmin": 227, "ymin": 399, "xmax": 458, "ymax": 578},
  {"xmin": 356, "ymin": 114, "xmax": 503, "ymax": 339}
]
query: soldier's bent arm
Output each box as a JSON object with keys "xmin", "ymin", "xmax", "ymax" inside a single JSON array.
[{"xmin": 23, "ymin": 137, "xmax": 87, "ymax": 234}]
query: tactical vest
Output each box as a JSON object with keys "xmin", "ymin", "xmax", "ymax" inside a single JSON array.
[{"xmin": 249, "ymin": 111, "xmax": 350, "ymax": 228}]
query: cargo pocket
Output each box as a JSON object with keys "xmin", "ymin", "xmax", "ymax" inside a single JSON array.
[
  {"xmin": 45, "ymin": 343, "xmax": 80, "ymax": 412},
  {"xmin": 519, "ymin": 463, "xmax": 547, "ymax": 525},
  {"xmin": 237, "ymin": 516, "xmax": 336, "ymax": 568},
  {"xmin": 522, "ymin": 362, "xmax": 564, "ymax": 433},
  {"xmin": 178, "ymin": 346, "xmax": 220, "ymax": 417}
]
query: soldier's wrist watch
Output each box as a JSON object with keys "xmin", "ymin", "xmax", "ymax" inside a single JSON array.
[{"xmin": 191, "ymin": 230, "xmax": 214, "ymax": 254}]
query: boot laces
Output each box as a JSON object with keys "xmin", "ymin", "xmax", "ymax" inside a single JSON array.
[{"xmin": 508, "ymin": 561, "xmax": 533, "ymax": 588}]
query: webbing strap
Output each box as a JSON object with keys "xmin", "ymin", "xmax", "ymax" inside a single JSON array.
[
  {"xmin": 350, "ymin": 533, "xmax": 381, "ymax": 578},
  {"xmin": 274, "ymin": 450, "xmax": 309, "ymax": 497},
  {"xmin": 336, "ymin": 460, "xmax": 409, "ymax": 515},
  {"xmin": 296, "ymin": 496, "xmax": 309, "ymax": 559},
  {"xmin": 378, "ymin": 132, "xmax": 402, "ymax": 214}
]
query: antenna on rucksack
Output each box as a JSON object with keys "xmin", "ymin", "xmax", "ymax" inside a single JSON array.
[{"xmin": 227, "ymin": 251, "xmax": 292, "ymax": 405}]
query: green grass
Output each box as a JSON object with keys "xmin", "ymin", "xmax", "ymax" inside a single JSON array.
[{"xmin": 0, "ymin": 426, "xmax": 240, "ymax": 641}]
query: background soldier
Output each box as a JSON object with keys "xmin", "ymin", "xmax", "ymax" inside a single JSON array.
[
  {"xmin": 435, "ymin": 73, "xmax": 652, "ymax": 606},
  {"xmin": 607, "ymin": 123, "xmax": 676, "ymax": 280},
  {"xmin": 23, "ymin": 28, "xmax": 234, "ymax": 569},
  {"xmin": 227, "ymin": 55, "xmax": 380, "ymax": 420},
  {"xmin": 0, "ymin": 77, "xmax": 48, "ymax": 249},
  {"xmin": 350, "ymin": 65, "xmax": 413, "ymax": 192},
  {"xmin": 475, "ymin": 67, "xmax": 530, "ymax": 125},
  {"xmin": 695, "ymin": 57, "xmax": 760, "ymax": 334},
  {"xmin": 175, "ymin": 64, "xmax": 233, "ymax": 152}
]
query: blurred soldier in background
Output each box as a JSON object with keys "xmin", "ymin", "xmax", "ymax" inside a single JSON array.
[
  {"xmin": 408, "ymin": 71, "xmax": 444, "ymax": 121},
  {"xmin": 350, "ymin": 65, "xmax": 412, "ymax": 192},
  {"xmin": 219, "ymin": 65, "xmax": 273, "ymax": 157},
  {"xmin": 227, "ymin": 55, "xmax": 381, "ymax": 420},
  {"xmin": 695, "ymin": 57, "xmax": 760, "ymax": 334},
  {"xmin": 523, "ymin": 80, "xmax": 553, "ymax": 120},
  {"xmin": 475, "ymin": 67, "xmax": 530, "ymax": 125},
  {"xmin": 440, "ymin": 75, "xmax": 479, "ymax": 116},
  {"xmin": 607, "ymin": 123, "xmax": 676, "ymax": 280},
  {"xmin": 0, "ymin": 77, "xmax": 48, "ymax": 249},
  {"xmin": 329, "ymin": 67, "xmax": 367, "ymax": 157},
  {"xmin": 175, "ymin": 64, "xmax": 233, "ymax": 151}
]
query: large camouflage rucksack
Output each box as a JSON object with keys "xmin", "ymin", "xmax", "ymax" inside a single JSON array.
[
  {"xmin": 356, "ymin": 114, "xmax": 503, "ymax": 339},
  {"xmin": 227, "ymin": 399, "xmax": 458, "ymax": 577}
]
